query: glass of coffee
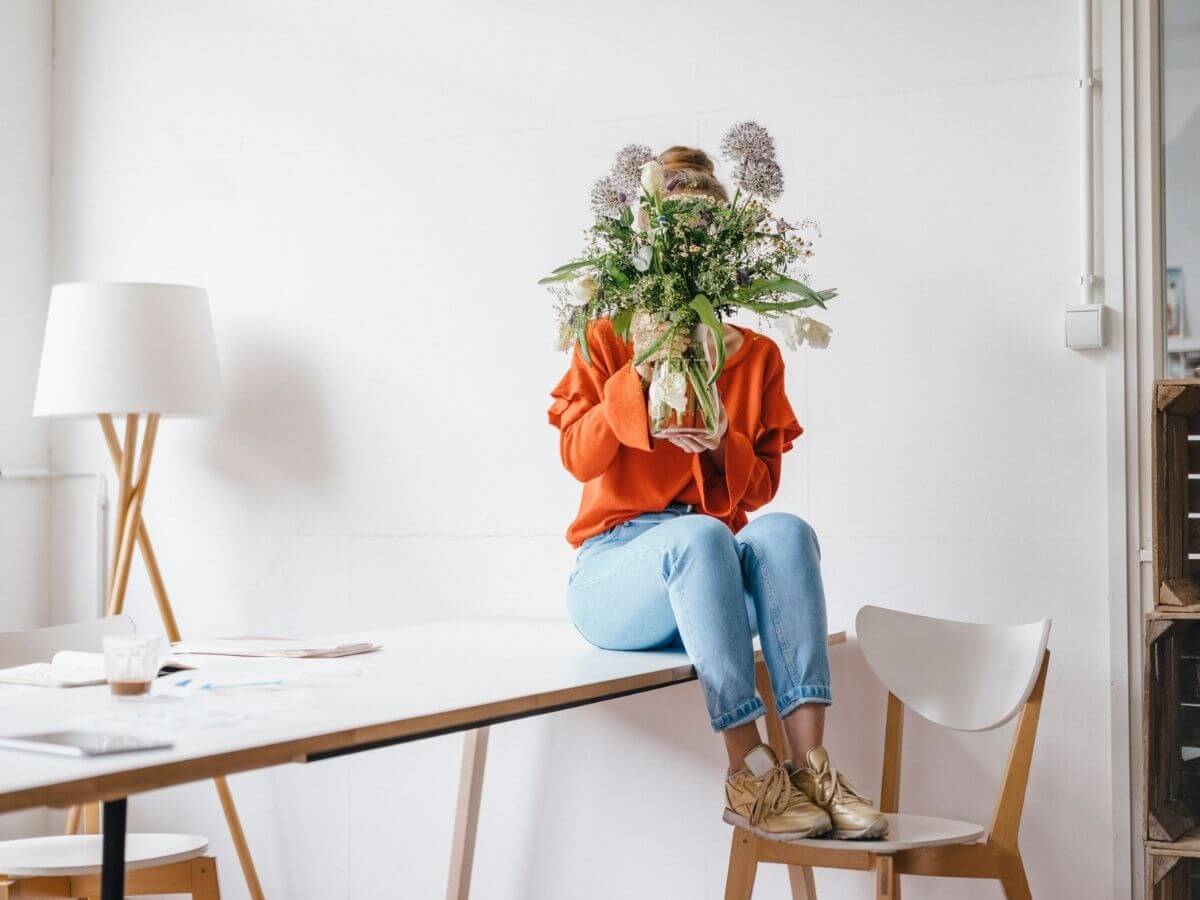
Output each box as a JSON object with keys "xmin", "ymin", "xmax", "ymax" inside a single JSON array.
[{"xmin": 103, "ymin": 634, "xmax": 168, "ymax": 699}]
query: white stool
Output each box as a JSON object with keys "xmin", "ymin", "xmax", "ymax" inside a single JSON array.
[{"xmin": 0, "ymin": 832, "xmax": 219, "ymax": 898}]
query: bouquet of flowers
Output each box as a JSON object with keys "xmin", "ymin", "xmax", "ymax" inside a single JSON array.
[{"xmin": 540, "ymin": 121, "xmax": 837, "ymax": 439}]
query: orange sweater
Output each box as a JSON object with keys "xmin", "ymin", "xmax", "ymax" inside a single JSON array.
[{"xmin": 548, "ymin": 318, "xmax": 803, "ymax": 546}]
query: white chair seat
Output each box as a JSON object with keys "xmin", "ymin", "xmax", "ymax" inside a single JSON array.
[
  {"xmin": 784, "ymin": 813, "xmax": 985, "ymax": 854},
  {"xmin": 0, "ymin": 833, "xmax": 208, "ymax": 876}
]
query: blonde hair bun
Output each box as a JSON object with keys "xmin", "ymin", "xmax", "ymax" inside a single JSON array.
[{"xmin": 658, "ymin": 146, "xmax": 729, "ymax": 202}]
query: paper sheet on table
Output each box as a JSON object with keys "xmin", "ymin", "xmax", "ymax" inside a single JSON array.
[{"xmin": 170, "ymin": 638, "xmax": 381, "ymax": 658}]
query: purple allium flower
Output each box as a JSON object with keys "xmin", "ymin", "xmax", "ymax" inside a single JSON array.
[
  {"xmin": 720, "ymin": 121, "xmax": 784, "ymax": 200},
  {"xmin": 736, "ymin": 157, "xmax": 784, "ymax": 202},
  {"xmin": 589, "ymin": 176, "xmax": 623, "ymax": 218},
  {"xmin": 719, "ymin": 121, "xmax": 777, "ymax": 169},
  {"xmin": 610, "ymin": 144, "xmax": 654, "ymax": 197}
]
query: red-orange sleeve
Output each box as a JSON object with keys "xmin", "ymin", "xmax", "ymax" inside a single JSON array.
[
  {"xmin": 548, "ymin": 321, "xmax": 652, "ymax": 482},
  {"xmin": 691, "ymin": 351, "xmax": 802, "ymax": 516}
]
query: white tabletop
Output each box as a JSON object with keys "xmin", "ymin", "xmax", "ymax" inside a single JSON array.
[{"xmin": 0, "ymin": 618, "xmax": 844, "ymax": 813}]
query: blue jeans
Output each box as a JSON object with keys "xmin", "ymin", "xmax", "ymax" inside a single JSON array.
[{"xmin": 566, "ymin": 504, "xmax": 831, "ymax": 732}]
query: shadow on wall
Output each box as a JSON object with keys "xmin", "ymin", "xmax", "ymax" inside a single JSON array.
[{"xmin": 205, "ymin": 330, "xmax": 334, "ymax": 495}]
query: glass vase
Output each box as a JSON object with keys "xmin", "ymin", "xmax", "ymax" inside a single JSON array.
[{"xmin": 648, "ymin": 354, "xmax": 721, "ymax": 440}]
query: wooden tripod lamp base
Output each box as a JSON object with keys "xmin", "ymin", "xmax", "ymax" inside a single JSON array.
[{"xmin": 32, "ymin": 283, "xmax": 264, "ymax": 898}]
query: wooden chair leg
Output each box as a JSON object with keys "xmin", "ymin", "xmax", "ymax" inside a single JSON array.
[
  {"xmin": 190, "ymin": 856, "xmax": 221, "ymax": 900},
  {"xmin": 875, "ymin": 856, "xmax": 898, "ymax": 900},
  {"xmin": 787, "ymin": 864, "xmax": 817, "ymax": 899},
  {"xmin": 998, "ymin": 854, "xmax": 1031, "ymax": 900},
  {"xmin": 724, "ymin": 829, "xmax": 758, "ymax": 900}
]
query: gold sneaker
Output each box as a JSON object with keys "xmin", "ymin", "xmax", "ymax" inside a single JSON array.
[
  {"xmin": 722, "ymin": 744, "xmax": 832, "ymax": 841},
  {"xmin": 793, "ymin": 746, "xmax": 889, "ymax": 840}
]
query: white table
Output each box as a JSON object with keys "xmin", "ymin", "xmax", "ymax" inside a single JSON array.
[{"xmin": 0, "ymin": 618, "xmax": 845, "ymax": 898}]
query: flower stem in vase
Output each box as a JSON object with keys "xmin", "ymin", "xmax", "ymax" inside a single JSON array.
[{"xmin": 648, "ymin": 352, "xmax": 721, "ymax": 439}]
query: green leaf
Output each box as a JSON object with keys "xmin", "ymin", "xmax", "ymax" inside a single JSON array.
[
  {"xmin": 575, "ymin": 319, "xmax": 592, "ymax": 365},
  {"xmin": 612, "ymin": 308, "xmax": 634, "ymax": 341},
  {"xmin": 538, "ymin": 270, "xmax": 580, "ymax": 286},
  {"xmin": 733, "ymin": 276, "xmax": 838, "ymax": 310},
  {"xmin": 607, "ymin": 259, "xmax": 630, "ymax": 289},
  {"xmin": 620, "ymin": 206, "xmax": 633, "ymax": 227},
  {"xmin": 538, "ymin": 259, "xmax": 600, "ymax": 285},
  {"xmin": 689, "ymin": 294, "xmax": 726, "ymax": 384},
  {"xmin": 551, "ymin": 258, "xmax": 599, "ymax": 275},
  {"xmin": 633, "ymin": 322, "xmax": 675, "ymax": 366},
  {"xmin": 774, "ymin": 276, "xmax": 835, "ymax": 309},
  {"xmin": 732, "ymin": 297, "xmax": 817, "ymax": 314}
]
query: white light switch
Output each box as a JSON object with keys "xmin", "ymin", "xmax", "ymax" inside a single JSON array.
[{"xmin": 1065, "ymin": 304, "xmax": 1105, "ymax": 350}]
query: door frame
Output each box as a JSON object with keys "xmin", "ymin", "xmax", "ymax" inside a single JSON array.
[{"xmin": 1103, "ymin": 0, "xmax": 1165, "ymax": 896}]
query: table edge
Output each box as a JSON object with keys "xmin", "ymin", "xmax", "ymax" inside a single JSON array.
[{"xmin": 0, "ymin": 631, "xmax": 845, "ymax": 812}]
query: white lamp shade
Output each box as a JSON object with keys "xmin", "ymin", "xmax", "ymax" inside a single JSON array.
[{"xmin": 33, "ymin": 282, "xmax": 223, "ymax": 417}]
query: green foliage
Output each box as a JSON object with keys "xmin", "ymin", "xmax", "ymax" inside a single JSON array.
[{"xmin": 542, "ymin": 183, "xmax": 837, "ymax": 371}]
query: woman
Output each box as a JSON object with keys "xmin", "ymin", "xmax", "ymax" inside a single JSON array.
[{"xmin": 548, "ymin": 146, "xmax": 886, "ymax": 842}]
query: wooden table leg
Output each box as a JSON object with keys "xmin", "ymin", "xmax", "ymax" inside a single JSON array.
[
  {"xmin": 100, "ymin": 798, "xmax": 126, "ymax": 900},
  {"xmin": 446, "ymin": 727, "xmax": 490, "ymax": 900}
]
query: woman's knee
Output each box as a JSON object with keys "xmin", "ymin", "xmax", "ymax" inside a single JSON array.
[
  {"xmin": 751, "ymin": 512, "xmax": 820, "ymax": 558},
  {"xmin": 669, "ymin": 514, "xmax": 738, "ymax": 558}
]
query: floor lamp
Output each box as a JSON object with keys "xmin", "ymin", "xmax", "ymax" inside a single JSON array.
[{"xmin": 33, "ymin": 282, "xmax": 265, "ymax": 899}]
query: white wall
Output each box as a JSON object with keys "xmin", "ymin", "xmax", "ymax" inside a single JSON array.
[
  {"xmin": 42, "ymin": 1, "xmax": 1113, "ymax": 897},
  {"xmin": 0, "ymin": 0, "xmax": 53, "ymax": 842}
]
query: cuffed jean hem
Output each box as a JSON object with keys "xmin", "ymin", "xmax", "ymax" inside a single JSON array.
[
  {"xmin": 776, "ymin": 685, "xmax": 833, "ymax": 718},
  {"xmin": 711, "ymin": 696, "xmax": 766, "ymax": 732}
]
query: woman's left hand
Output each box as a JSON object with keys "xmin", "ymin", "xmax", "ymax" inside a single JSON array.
[{"xmin": 667, "ymin": 405, "xmax": 728, "ymax": 456}]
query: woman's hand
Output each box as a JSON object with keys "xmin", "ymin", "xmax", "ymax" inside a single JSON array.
[{"xmin": 667, "ymin": 405, "xmax": 729, "ymax": 464}]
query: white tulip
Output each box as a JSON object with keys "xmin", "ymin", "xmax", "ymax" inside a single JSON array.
[
  {"xmin": 649, "ymin": 368, "xmax": 688, "ymax": 414},
  {"xmin": 640, "ymin": 160, "xmax": 665, "ymax": 196},
  {"xmin": 632, "ymin": 204, "xmax": 650, "ymax": 234},
  {"xmin": 801, "ymin": 317, "xmax": 832, "ymax": 349},
  {"xmin": 775, "ymin": 313, "xmax": 805, "ymax": 350},
  {"xmin": 631, "ymin": 244, "xmax": 653, "ymax": 273},
  {"xmin": 775, "ymin": 314, "xmax": 832, "ymax": 350},
  {"xmin": 567, "ymin": 274, "xmax": 597, "ymax": 306}
]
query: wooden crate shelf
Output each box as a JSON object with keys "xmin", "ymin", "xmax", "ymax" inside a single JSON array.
[
  {"xmin": 1147, "ymin": 849, "xmax": 1200, "ymax": 899},
  {"xmin": 1153, "ymin": 381, "xmax": 1200, "ymax": 608},
  {"xmin": 1147, "ymin": 617, "xmax": 1200, "ymax": 842},
  {"xmin": 1153, "ymin": 606, "xmax": 1200, "ymax": 620},
  {"xmin": 1146, "ymin": 382, "xmax": 1200, "ymax": 898}
]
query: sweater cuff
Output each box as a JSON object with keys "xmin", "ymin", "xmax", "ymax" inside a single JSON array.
[
  {"xmin": 602, "ymin": 365, "xmax": 653, "ymax": 451},
  {"xmin": 692, "ymin": 430, "xmax": 755, "ymax": 517}
]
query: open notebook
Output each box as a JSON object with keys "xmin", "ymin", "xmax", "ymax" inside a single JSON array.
[
  {"xmin": 0, "ymin": 651, "xmax": 193, "ymax": 689},
  {"xmin": 0, "ymin": 639, "xmax": 380, "ymax": 688}
]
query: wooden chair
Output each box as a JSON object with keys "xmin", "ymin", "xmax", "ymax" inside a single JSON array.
[
  {"xmin": 0, "ymin": 617, "xmax": 220, "ymax": 899},
  {"xmin": 727, "ymin": 605, "xmax": 1052, "ymax": 900}
]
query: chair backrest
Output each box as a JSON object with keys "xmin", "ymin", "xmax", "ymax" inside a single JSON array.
[
  {"xmin": 0, "ymin": 615, "xmax": 136, "ymax": 668},
  {"xmin": 856, "ymin": 605, "xmax": 1051, "ymax": 732}
]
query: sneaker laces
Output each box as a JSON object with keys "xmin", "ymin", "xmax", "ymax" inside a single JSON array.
[
  {"xmin": 749, "ymin": 764, "xmax": 795, "ymax": 827},
  {"xmin": 810, "ymin": 761, "xmax": 872, "ymax": 808}
]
